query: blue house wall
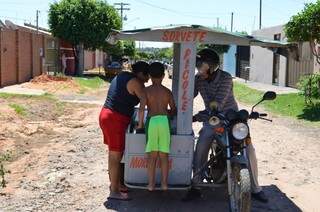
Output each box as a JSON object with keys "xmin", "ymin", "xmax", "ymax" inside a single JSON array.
[{"xmin": 223, "ymin": 45, "xmax": 236, "ymax": 77}]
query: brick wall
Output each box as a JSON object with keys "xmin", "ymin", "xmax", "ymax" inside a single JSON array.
[
  {"xmin": 18, "ymin": 30, "xmax": 32, "ymax": 83},
  {"xmin": 0, "ymin": 26, "xmax": 51, "ymax": 87}
]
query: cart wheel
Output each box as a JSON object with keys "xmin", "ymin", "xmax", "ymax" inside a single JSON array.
[{"xmin": 229, "ymin": 165, "xmax": 251, "ymax": 212}]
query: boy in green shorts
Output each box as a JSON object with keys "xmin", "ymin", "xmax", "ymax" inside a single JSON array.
[{"xmin": 138, "ymin": 62, "xmax": 176, "ymax": 191}]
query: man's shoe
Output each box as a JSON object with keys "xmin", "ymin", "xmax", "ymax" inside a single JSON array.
[
  {"xmin": 181, "ymin": 188, "xmax": 201, "ymax": 202},
  {"xmin": 252, "ymin": 190, "xmax": 268, "ymax": 203}
]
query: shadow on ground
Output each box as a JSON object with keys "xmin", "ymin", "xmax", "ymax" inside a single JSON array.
[
  {"xmin": 97, "ymin": 185, "xmax": 301, "ymax": 212},
  {"xmin": 297, "ymin": 102, "xmax": 320, "ymax": 122}
]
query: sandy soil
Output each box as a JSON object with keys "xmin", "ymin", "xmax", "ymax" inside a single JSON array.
[{"xmin": 0, "ymin": 75, "xmax": 319, "ymax": 211}]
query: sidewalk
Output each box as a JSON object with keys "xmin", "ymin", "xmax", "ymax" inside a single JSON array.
[
  {"xmin": 234, "ymin": 78, "xmax": 299, "ymax": 94},
  {"xmin": 0, "ymin": 84, "xmax": 46, "ymax": 96}
]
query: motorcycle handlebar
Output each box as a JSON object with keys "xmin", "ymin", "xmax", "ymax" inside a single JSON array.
[
  {"xmin": 249, "ymin": 112, "xmax": 269, "ymax": 120},
  {"xmin": 259, "ymin": 117, "xmax": 273, "ymax": 122},
  {"xmin": 249, "ymin": 112, "xmax": 259, "ymax": 119}
]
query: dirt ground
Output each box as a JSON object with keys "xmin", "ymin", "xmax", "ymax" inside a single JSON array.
[
  {"xmin": 0, "ymin": 75, "xmax": 320, "ymax": 211},
  {"xmin": 22, "ymin": 74, "xmax": 82, "ymax": 95}
]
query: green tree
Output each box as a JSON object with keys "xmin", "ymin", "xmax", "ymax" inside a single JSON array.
[
  {"xmin": 48, "ymin": 0, "xmax": 121, "ymax": 75},
  {"xmin": 136, "ymin": 51, "xmax": 153, "ymax": 61},
  {"xmin": 103, "ymin": 41, "xmax": 124, "ymax": 61},
  {"xmin": 285, "ymin": 1, "xmax": 320, "ymax": 64},
  {"xmin": 155, "ymin": 48, "xmax": 173, "ymax": 61},
  {"xmin": 123, "ymin": 41, "xmax": 136, "ymax": 58}
]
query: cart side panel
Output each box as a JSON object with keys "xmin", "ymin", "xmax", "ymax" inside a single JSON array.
[
  {"xmin": 170, "ymin": 43, "xmax": 181, "ymax": 133},
  {"xmin": 176, "ymin": 43, "xmax": 196, "ymax": 135},
  {"xmin": 124, "ymin": 134, "xmax": 194, "ymax": 186}
]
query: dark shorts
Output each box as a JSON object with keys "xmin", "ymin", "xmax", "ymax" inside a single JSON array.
[{"xmin": 99, "ymin": 107, "xmax": 130, "ymax": 152}]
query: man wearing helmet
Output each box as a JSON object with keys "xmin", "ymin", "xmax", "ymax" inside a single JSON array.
[{"xmin": 188, "ymin": 48, "xmax": 268, "ymax": 203}]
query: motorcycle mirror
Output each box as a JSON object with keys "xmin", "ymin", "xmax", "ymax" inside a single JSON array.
[
  {"xmin": 262, "ymin": 91, "xmax": 277, "ymax": 101},
  {"xmin": 251, "ymin": 91, "xmax": 277, "ymax": 112}
]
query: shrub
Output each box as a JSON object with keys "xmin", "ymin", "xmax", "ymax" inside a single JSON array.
[{"xmin": 298, "ymin": 74, "xmax": 320, "ymax": 104}]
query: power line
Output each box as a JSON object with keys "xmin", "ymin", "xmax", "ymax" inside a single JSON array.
[
  {"xmin": 0, "ymin": 1, "xmax": 48, "ymax": 6},
  {"xmin": 263, "ymin": 0, "xmax": 304, "ymax": 16},
  {"xmin": 286, "ymin": 0, "xmax": 309, "ymax": 5},
  {"xmin": 131, "ymin": 0, "xmax": 232, "ymax": 20},
  {"xmin": 0, "ymin": 15, "xmax": 30, "ymax": 22}
]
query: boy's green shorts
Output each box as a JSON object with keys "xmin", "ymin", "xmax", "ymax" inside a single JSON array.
[{"xmin": 145, "ymin": 115, "xmax": 171, "ymax": 153}]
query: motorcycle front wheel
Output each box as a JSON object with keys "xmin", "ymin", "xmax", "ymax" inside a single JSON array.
[{"xmin": 229, "ymin": 165, "xmax": 251, "ymax": 212}]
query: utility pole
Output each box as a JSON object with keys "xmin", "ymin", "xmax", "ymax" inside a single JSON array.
[
  {"xmin": 216, "ymin": 17, "xmax": 220, "ymax": 28},
  {"xmin": 114, "ymin": 2, "xmax": 130, "ymax": 29},
  {"xmin": 259, "ymin": 0, "xmax": 262, "ymax": 29},
  {"xmin": 36, "ymin": 10, "xmax": 40, "ymax": 34},
  {"xmin": 231, "ymin": 12, "xmax": 234, "ymax": 32}
]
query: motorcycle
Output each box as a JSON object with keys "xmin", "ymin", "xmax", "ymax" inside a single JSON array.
[{"xmin": 193, "ymin": 91, "xmax": 276, "ymax": 212}]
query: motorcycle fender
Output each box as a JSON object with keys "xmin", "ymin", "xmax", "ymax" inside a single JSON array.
[{"xmin": 230, "ymin": 155, "xmax": 248, "ymax": 166}]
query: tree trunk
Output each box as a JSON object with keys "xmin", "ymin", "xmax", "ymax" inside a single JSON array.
[
  {"xmin": 72, "ymin": 46, "xmax": 79, "ymax": 76},
  {"xmin": 77, "ymin": 43, "xmax": 84, "ymax": 76}
]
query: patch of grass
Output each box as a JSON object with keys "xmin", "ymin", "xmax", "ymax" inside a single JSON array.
[
  {"xmin": 74, "ymin": 76, "xmax": 105, "ymax": 91},
  {"xmin": 234, "ymin": 82, "xmax": 320, "ymax": 124},
  {"xmin": 9, "ymin": 103, "xmax": 27, "ymax": 116},
  {"xmin": 0, "ymin": 151, "xmax": 11, "ymax": 188},
  {"xmin": 233, "ymin": 82, "xmax": 264, "ymax": 105},
  {"xmin": 55, "ymin": 101, "xmax": 66, "ymax": 116},
  {"xmin": 264, "ymin": 93, "xmax": 306, "ymax": 118},
  {"xmin": 0, "ymin": 92, "xmax": 55, "ymax": 101},
  {"xmin": 0, "ymin": 93, "xmax": 13, "ymax": 99}
]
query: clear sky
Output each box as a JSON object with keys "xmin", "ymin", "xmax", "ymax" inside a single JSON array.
[{"xmin": 0, "ymin": 0, "xmax": 316, "ymax": 47}]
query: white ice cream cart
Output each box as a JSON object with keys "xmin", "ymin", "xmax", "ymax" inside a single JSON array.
[{"xmin": 107, "ymin": 25, "xmax": 289, "ymax": 189}]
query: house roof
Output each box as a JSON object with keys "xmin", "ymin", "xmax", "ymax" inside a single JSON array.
[{"xmin": 107, "ymin": 25, "xmax": 290, "ymax": 48}]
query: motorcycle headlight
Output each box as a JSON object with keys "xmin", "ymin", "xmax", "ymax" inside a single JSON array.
[
  {"xmin": 208, "ymin": 116, "xmax": 220, "ymax": 126},
  {"xmin": 232, "ymin": 123, "xmax": 249, "ymax": 140}
]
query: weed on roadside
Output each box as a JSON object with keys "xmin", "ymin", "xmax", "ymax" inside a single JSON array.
[
  {"xmin": 0, "ymin": 151, "xmax": 11, "ymax": 188},
  {"xmin": 9, "ymin": 104, "xmax": 27, "ymax": 116}
]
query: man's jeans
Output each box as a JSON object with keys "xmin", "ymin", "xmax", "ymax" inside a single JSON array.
[{"xmin": 193, "ymin": 123, "xmax": 262, "ymax": 193}]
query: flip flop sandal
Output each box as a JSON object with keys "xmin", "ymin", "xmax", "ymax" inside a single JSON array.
[
  {"xmin": 120, "ymin": 187, "xmax": 129, "ymax": 193},
  {"xmin": 109, "ymin": 186, "xmax": 129, "ymax": 193},
  {"xmin": 108, "ymin": 192, "xmax": 131, "ymax": 201}
]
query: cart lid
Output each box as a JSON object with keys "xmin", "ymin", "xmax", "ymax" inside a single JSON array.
[{"xmin": 107, "ymin": 25, "xmax": 290, "ymax": 48}]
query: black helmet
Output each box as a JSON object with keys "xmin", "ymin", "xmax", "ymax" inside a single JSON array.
[{"xmin": 196, "ymin": 48, "xmax": 220, "ymax": 71}]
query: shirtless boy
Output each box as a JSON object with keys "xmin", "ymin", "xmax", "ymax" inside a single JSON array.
[{"xmin": 138, "ymin": 62, "xmax": 176, "ymax": 191}]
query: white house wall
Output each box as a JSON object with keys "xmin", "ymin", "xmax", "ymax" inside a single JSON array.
[
  {"xmin": 250, "ymin": 25, "xmax": 287, "ymax": 86},
  {"xmin": 279, "ymin": 55, "xmax": 287, "ymax": 86},
  {"xmin": 250, "ymin": 46, "xmax": 273, "ymax": 84}
]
